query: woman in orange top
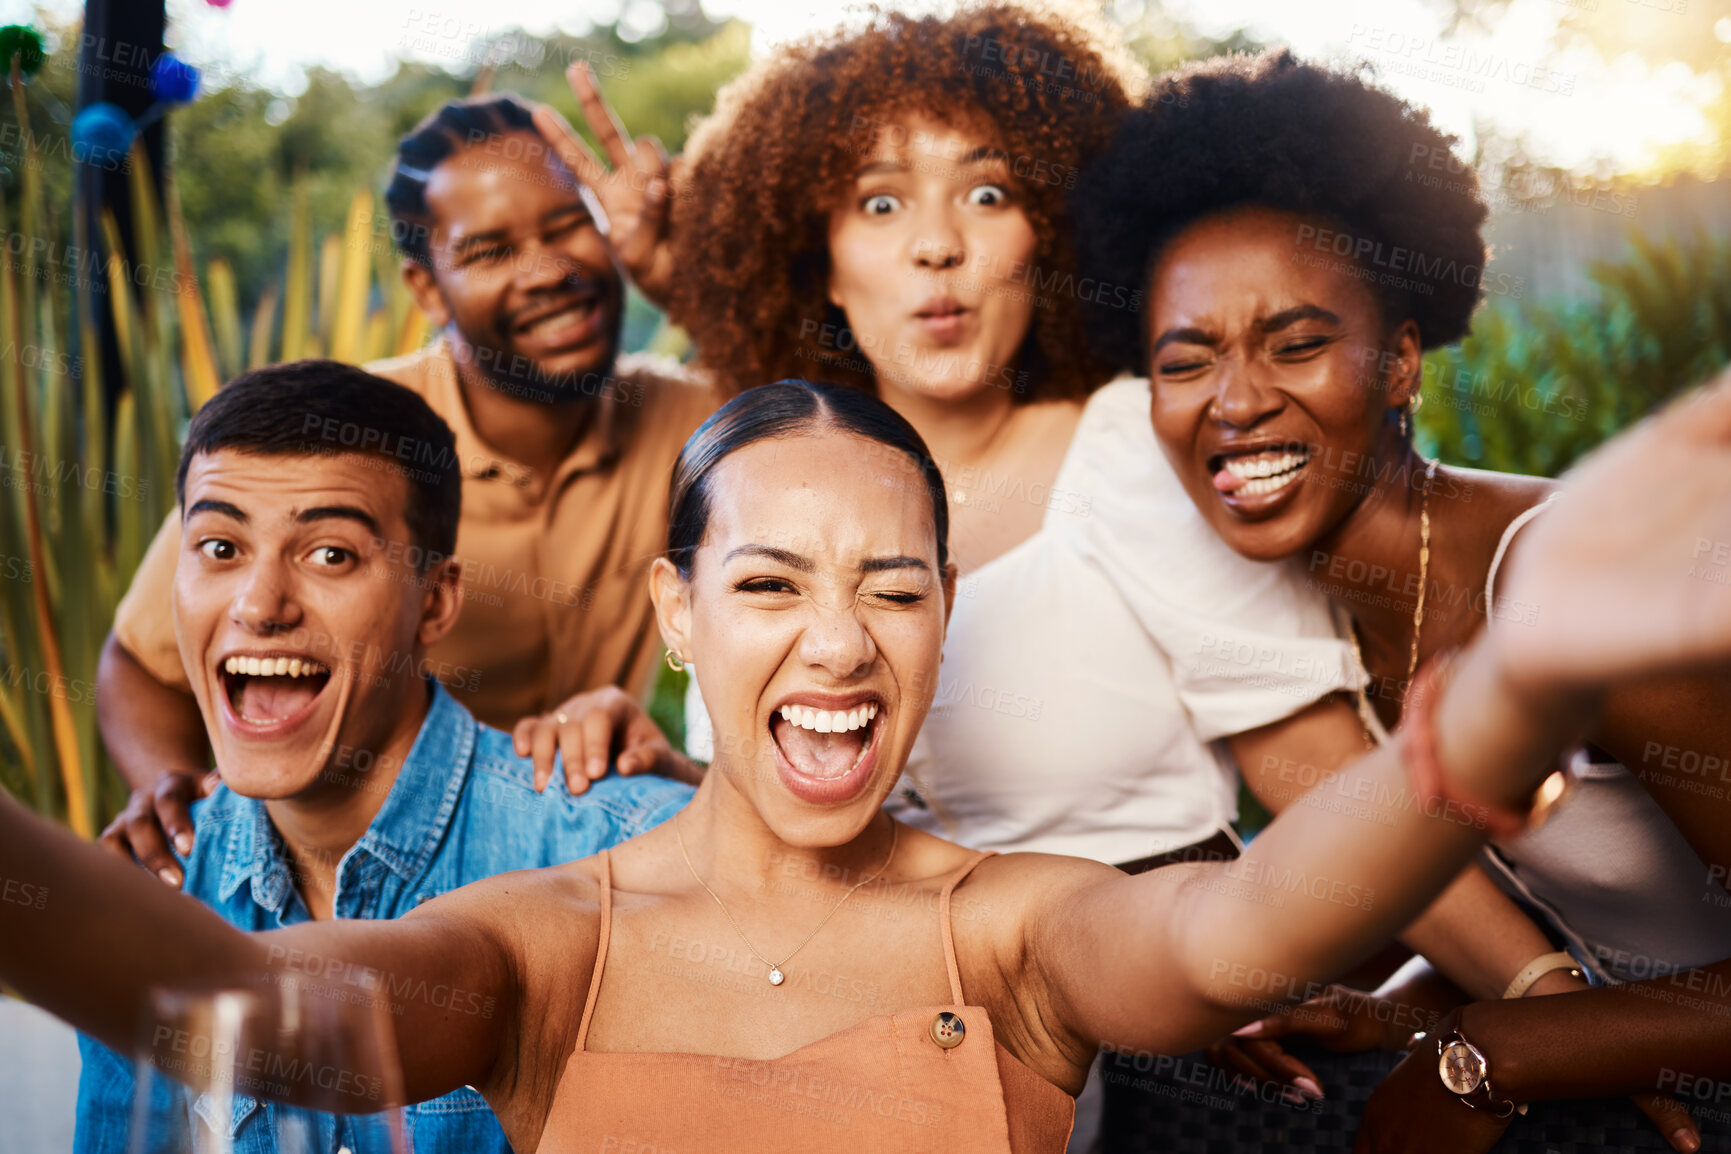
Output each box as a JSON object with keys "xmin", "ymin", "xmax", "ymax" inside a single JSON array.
[{"xmin": 6, "ymin": 377, "xmax": 1731, "ymax": 1152}]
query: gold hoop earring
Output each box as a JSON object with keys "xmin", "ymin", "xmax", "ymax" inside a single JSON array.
[{"xmin": 665, "ymin": 649, "xmax": 686, "ymax": 673}]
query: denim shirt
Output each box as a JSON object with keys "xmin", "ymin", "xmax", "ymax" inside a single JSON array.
[{"xmin": 75, "ymin": 682, "xmax": 692, "ymax": 1154}]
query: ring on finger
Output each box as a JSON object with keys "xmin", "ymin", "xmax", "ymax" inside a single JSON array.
[{"xmin": 556, "ymin": 712, "xmax": 569, "ymax": 725}]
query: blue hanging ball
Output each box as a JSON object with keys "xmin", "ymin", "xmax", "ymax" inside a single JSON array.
[
  {"xmin": 71, "ymin": 103, "xmax": 136, "ymax": 166},
  {"xmin": 150, "ymin": 54, "xmax": 200, "ymax": 104}
]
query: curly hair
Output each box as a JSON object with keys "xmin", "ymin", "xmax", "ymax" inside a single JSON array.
[
  {"xmin": 1073, "ymin": 50, "xmax": 1491, "ymax": 373},
  {"xmin": 666, "ymin": 2, "xmax": 1144, "ymax": 401}
]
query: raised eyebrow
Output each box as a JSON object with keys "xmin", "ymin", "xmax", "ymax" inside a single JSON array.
[
  {"xmin": 185, "ymin": 499, "xmax": 247, "ymax": 523},
  {"xmin": 1259, "ymin": 305, "xmax": 1343, "ymax": 333},
  {"xmin": 1151, "ymin": 326, "xmax": 1219, "ymax": 355},
  {"xmin": 724, "ymin": 545, "xmax": 815, "ymax": 572},
  {"xmin": 295, "ymin": 505, "xmax": 382, "ymax": 536},
  {"xmin": 960, "ymin": 146, "xmax": 1010, "ymax": 167},
  {"xmin": 860, "ymin": 555, "xmax": 930, "ymax": 574},
  {"xmin": 184, "ymin": 501, "xmax": 245, "ymax": 529}
]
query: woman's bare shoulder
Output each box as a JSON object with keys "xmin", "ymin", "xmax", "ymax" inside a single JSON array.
[
  {"xmin": 1441, "ymin": 462, "xmax": 1557, "ymax": 518},
  {"xmin": 400, "ymin": 856, "xmax": 609, "ymax": 998}
]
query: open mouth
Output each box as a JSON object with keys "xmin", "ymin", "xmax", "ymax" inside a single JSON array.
[
  {"xmin": 511, "ymin": 290, "xmax": 603, "ymax": 342},
  {"xmin": 219, "ymin": 653, "xmax": 332, "ymax": 730},
  {"xmin": 768, "ymin": 699, "xmax": 883, "ymax": 804},
  {"xmin": 1209, "ymin": 444, "xmax": 1312, "ymax": 498}
]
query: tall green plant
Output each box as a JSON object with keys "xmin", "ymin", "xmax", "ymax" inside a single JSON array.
[{"xmin": 0, "ymin": 73, "xmax": 182, "ymax": 836}]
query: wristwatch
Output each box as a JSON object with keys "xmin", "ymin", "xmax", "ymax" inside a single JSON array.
[{"xmin": 1429, "ymin": 1017, "xmax": 1527, "ymax": 1120}]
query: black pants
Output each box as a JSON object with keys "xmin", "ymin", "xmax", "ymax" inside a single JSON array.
[{"xmin": 1099, "ymin": 1045, "xmax": 1731, "ymax": 1153}]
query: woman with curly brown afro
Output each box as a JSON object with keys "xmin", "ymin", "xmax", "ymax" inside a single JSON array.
[{"xmin": 1073, "ymin": 49, "xmax": 1731, "ymax": 1153}]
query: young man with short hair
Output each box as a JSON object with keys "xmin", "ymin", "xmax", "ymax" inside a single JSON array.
[{"xmin": 75, "ymin": 361, "xmax": 693, "ymax": 1154}]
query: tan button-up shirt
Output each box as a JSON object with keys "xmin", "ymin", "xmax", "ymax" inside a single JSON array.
[{"xmin": 112, "ymin": 340, "xmax": 719, "ymax": 728}]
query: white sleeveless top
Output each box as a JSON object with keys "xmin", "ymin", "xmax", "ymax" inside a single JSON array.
[
  {"xmin": 1358, "ymin": 500, "xmax": 1731, "ymax": 984},
  {"xmin": 685, "ymin": 378, "xmax": 1356, "ymax": 863},
  {"xmin": 887, "ymin": 378, "xmax": 1357, "ymax": 862}
]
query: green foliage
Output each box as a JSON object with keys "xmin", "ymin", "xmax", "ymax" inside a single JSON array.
[
  {"xmin": 647, "ymin": 658, "xmax": 688, "ymax": 755},
  {"xmin": 0, "ymin": 90, "xmax": 183, "ymax": 836},
  {"xmin": 1417, "ymin": 231, "xmax": 1731, "ymax": 476}
]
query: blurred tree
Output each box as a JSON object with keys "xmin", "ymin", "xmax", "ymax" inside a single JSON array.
[{"xmin": 1419, "ymin": 230, "xmax": 1731, "ymax": 476}]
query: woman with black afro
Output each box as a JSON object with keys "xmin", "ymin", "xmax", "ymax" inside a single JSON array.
[{"xmin": 1074, "ymin": 48, "xmax": 1731, "ymax": 1154}]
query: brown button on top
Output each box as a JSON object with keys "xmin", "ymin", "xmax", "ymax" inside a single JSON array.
[{"xmin": 929, "ymin": 1011, "xmax": 966, "ymax": 1049}]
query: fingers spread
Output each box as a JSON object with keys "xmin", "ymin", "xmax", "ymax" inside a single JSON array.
[
  {"xmin": 572, "ymin": 60, "xmax": 636, "ymax": 168},
  {"xmin": 532, "ymin": 103, "xmax": 606, "ymax": 187}
]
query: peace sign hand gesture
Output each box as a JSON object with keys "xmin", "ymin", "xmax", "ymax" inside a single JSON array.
[{"xmin": 533, "ymin": 61, "xmax": 678, "ymax": 308}]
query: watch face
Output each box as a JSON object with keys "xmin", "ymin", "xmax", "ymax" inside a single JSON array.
[{"xmin": 1439, "ymin": 1040, "xmax": 1486, "ymax": 1095}]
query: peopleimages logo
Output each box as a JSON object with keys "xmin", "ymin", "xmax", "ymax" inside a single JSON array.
[{"xmin": 1292, "ymin": 223, "xmax": 1525, "ymax": 300}]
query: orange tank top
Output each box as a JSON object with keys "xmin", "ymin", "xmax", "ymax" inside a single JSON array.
[{"xmin": 537, "ymin": 849, "xmax": 1075, "ymax": 1153}]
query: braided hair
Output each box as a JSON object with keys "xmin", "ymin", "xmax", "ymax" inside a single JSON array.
[{"xmin": 385, "ymin": 93, "xmax": 540, "ymax": 268}]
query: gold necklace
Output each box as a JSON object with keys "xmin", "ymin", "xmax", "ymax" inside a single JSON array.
[
  {"xmin": 1347, "ymin": 456, "xmax": 1438, "ymax": 746},
  {"xmin": 675, "ymin": 815, "xmax": 899, "ymax": 987},
  {"xmin": 947, "ymin": 403, "xmax": 1019, "ymax": 508}
]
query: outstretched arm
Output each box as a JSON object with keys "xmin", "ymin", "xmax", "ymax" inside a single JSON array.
[
  {"xmin": 1233, "ymin": 697, "xmax": 1570, "ymax": 1003},
  {"xmin": 1036, "ymin": 633, "xmax": 1586, "ymax": 1058},
  {"xmin": 0, "ymin": 790, "xmax": 520, "ymax": 1111},
  {"xmin": 1030, "ymin": 370, "xmax": 1731, "ymax": 1060}
]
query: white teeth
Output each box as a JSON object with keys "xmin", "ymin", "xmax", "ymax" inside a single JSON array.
[
  {"xmin": 1238, "ymin": 471, "xmax": 1303, "ymax": 497},
  {"xmin": 1223, "ymin": 450, "xmax": 1309, "ymax": 481},
  {"xmin": 780, "ymin": 704, "xmax": 879, "ymax": 733},
  {"xmin": 223, "ymin": 656, "xmax": 326, "ymax": 678}
]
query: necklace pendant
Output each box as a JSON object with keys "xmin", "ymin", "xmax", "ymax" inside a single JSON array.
[{"xmin": 768, "ymin": 967, "xmax": 785, "ymax": 986}]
